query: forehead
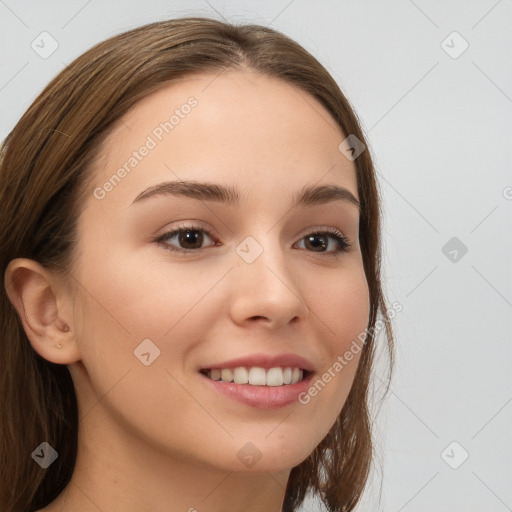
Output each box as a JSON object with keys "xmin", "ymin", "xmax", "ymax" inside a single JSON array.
[{"xmin": 87, "ymin": 70, "xmax": 358, "ymax": 211}]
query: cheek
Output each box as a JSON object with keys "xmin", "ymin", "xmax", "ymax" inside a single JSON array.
[
  {"xmin": 70, "ymin": 245, "xmax": 231, "ymax": 397},
  {"xmin": 315, "ymin": 265, "xmax": 370, "ymax": 353},
  {"xmin": 69, "ymin": 249, "xmax": 215, "ymax": 452},
  {"xmin": 74, "ymin": 244, "xmax": 214, "ymax": 342},
  {"xmin": 296, "ymin": 265, "xmax": 369, "ymax": 436}
]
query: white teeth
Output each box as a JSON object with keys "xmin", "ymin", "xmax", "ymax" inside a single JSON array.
[
  {"xmin": 205, "ymin": 366, "xmax": 306, "ymax": 386},
  {"xmin": 221, "ymin": 369, "xmax": 233, "ymax": 382},
  {"xmin": 248, "ymin": 367, "xmax": 267, "ymax": 385},
  {"xmin": 266, "ymin": 367, "xmax": 284, "ymax": 386},
  {"xmin": 233, "ymin": 367, "xmax": 249, "ymax": 384}
]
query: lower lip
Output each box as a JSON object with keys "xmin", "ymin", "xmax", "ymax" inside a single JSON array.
[{"xmin": 199, "ymin": 372, "xmax": 313, "ymax": 409}]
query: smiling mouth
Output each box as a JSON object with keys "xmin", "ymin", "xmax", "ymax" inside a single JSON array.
[{"xmin": 200, "ymin": 366, "xmax": 310, "ymax": 386}]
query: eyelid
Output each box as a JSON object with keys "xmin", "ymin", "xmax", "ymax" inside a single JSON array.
[
  {"xmin": 153, "ymin": 221, "xmax": 219, "ymax": 251},
  {"xmin": 296, "ymin": 226, "xmax": 351, "ymax": 254},
  {"xmin": 154, "ymin": 222, "xmax": 351, "ymax": 255}
]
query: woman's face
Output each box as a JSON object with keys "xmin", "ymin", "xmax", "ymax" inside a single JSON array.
[{"xmin": 68, "ymin": 70, "xmax": 369, "ymax": 473}]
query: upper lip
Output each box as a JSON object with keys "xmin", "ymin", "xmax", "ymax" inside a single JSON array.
[{"xmin": 199, "ymin": 353, "xmax": 315, "ymax": 372}]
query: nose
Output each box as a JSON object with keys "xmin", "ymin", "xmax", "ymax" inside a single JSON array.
[{"xmin": 228, "ymin": 238, "xmax": 309, "ymax": 329}]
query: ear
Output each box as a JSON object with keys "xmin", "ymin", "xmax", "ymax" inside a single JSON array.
[{"xmin": 4, "ymin": 258, "xmax": 81, "ymax": 365}]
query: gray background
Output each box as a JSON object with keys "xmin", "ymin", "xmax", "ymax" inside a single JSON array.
[{"xmin": 1, "ymin": 1, "xmax": 511, "ymax": 511}]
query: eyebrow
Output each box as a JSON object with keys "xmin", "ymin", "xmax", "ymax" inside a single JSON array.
[{"xmin": 130, "ymin": 180, "xmax": 360, "ymax": 210}]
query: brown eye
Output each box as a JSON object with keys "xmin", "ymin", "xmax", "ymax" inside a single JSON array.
[
  {"xmin": 304, "ymin": 233, "xmax": 329, "ymax": 252},
  {"xmin": 176, "ymin": 229, "xmax": 205, "ymax": 250},
  {"xmin": 155, "ymin": 224, "xmax": 349, "ymax": 256},
  {"xmin": 296, "ymin": 230, "xmax": 350, "ymax": 255},
  {"xmin": 156, "ymin": 225, "xmax": 216, "ymax": 253}
]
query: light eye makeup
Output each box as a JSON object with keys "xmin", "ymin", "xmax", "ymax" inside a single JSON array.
[{"xmin": 153, "ymin": 221, "xmax": 352, "ymax": 258}]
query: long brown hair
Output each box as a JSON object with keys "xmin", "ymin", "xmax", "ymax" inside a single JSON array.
[{"xmin": 0, "ymin": 17, "xmax": 394, "ymax": 512}]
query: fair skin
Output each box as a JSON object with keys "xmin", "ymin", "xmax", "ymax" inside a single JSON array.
[{"xmin": 6, "ymin": 70, "xmax": 369, "ymax": 511}]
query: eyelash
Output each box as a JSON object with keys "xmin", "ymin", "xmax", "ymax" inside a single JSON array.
[{"xmin": 154, "ymin": 222, "xmax": 351, "ymax": 258}]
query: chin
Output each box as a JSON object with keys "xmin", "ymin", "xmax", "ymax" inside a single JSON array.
[{"xmin": 214, "ymin": 437, "xmax": 316, "ymax": 474}]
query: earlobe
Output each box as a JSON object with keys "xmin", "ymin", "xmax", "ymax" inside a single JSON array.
[{"xmin": 4, "ymin": 258, "xmax": 81, "ymax": 365}]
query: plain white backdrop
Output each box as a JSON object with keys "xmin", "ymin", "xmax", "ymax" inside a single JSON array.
[{"xmin": 1, "ymin": 1, "xmax": 511, "ymax": 511}]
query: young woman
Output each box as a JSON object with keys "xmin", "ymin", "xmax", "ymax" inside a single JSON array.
[{"xmin": 0, "ymin": 17, "xmax": 394, "ymax": 512}]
